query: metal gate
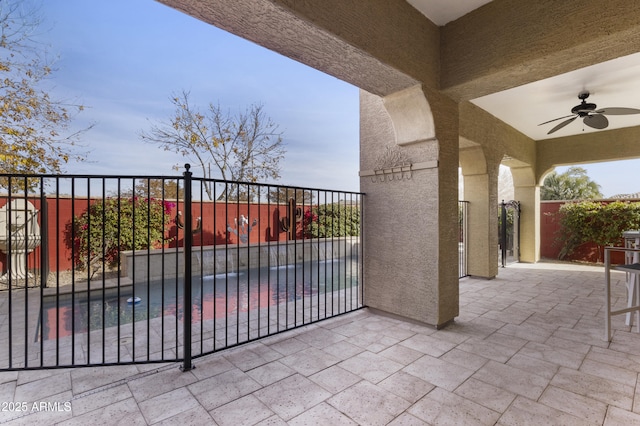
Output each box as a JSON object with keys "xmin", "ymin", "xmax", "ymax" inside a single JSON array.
[{"xmin": 499, "ymin": 200, "xmax": 520, "ymax": 267}]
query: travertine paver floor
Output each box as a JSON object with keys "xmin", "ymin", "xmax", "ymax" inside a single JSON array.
[{"xmin": 2, "ymin": 262, "xmax": 640, "ymax": 424}]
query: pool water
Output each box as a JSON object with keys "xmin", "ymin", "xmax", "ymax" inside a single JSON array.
[{"xmin": 41, "ymin": 259, "xmax": 359, "ymax": 340}]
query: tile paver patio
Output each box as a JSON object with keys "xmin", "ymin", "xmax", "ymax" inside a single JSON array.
[{"xmin": 2, "ymin": 261, "xmax": 640, "ymax": 424}]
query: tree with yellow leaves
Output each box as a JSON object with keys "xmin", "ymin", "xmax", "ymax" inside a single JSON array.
[{"xmin": 0, "ymin": 0, "xmax": 89, "ymax": 189}]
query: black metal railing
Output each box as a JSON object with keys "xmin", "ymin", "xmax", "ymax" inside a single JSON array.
[
  {"xmin": 458, "ymin": 201, "xmax": 469, "ymax": 278},
  {"xmin": 0, "ymin": 168, "xmax": 364, "ymax": 371}
]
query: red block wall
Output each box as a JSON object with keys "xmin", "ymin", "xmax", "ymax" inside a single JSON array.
[
  {"xmin": 0, "ymin": 197, "xmax": 303, "ymax": 274},
  {"xmin": 540, "ymin": 200, "xmax": 630, "ymax": 264}
]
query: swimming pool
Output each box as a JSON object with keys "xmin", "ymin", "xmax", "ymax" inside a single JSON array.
[{"xmin": 40, "ymin": 258, "xmax": 360, "ymax": 341}]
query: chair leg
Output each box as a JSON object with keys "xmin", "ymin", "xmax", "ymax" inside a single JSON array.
[
  {"xmin": 626, "ymin": 274, "xmax": 635, "ymax": 326},
  {"xmin": 635, "ymin": 275, "xmax": 640, "ymax": 333}
]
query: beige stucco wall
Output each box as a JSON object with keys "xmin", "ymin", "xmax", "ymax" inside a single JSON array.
[
  {"xmin": 441, "ymin": 0, "xmax": 640, "ymax": 101},
  {"xmin": 460, "ymin": 146, "xmax": 500, "ymax": 278},
  {"xmin": 536, "ymin": 125, "xmax": 640, "ymax": 182},
  {"xmin": 158, "ymin": 0, "xmax": 438, "ymax": 97},
  {"xmin": 160, "ymin": 0, "xmax": 640, "ymax": 103},
  {"xmin": 426, "ymin": 86, "xmax": 460, "ymax": 324},
  {"xmin": 360, "ymin": 89, "xmax": 458, "ymax": 327},
  {"xmin": 458, "ymin": 102, "xmax": 538, "ymax": 273}
]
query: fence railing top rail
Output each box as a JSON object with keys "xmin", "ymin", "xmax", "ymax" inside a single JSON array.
[{"xmin": 0, "ymin": 173, "xmax": 363, "ymax": 196}]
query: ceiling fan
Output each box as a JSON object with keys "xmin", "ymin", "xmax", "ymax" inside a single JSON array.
[{"xmin": 538, "ymin": 91, "xmax": 640, "ymax": 135}]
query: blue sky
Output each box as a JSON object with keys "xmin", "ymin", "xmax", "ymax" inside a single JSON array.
[
  {"xmin": 554, "ymin": 161, "xmax": 640, "ymax": 198},
  {"xmin": 36, "ymin": 0, "xmax": 360, "ymax": 191},
  {"xmin": 34, "ymin": 0, "xmax": 640, "ymax": 198}
]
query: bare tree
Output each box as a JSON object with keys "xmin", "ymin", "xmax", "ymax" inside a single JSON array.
[
  {"xmin": 267, "ymin": 187, "xmax": 314, "ymax": 204},
  {"xmin": 140, "ymin": 90, "xmax": 285, "ymax": 201}
]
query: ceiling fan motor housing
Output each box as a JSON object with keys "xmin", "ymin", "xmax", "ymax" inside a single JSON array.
[{"xmin": 571, "ymin": 101, "xmax": 597, "ymax": 116}]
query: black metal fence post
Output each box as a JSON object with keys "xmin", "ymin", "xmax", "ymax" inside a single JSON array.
[
  {"xmin": 182, "ymin": 164, "xmax": 193, "ymax": 372},
  {"xmin": 39, "ymin": 190, "xmax": 49, "ymax": 288}
]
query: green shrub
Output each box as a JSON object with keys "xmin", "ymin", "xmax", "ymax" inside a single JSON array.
[
  {"xmin": 556, "ymin": 200, "xmax": 640, "ymax": 261},
  {"xmin": 73, "ymin": 197, "xmax": 174, "ymax": 278},
  {"xmin": 304, "ymin": 204, "xmax": 360, "ymax": 238}
]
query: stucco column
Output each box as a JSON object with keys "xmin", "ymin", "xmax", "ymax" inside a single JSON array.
[
  {"xmin": 460, "ymin": 147, "xmax": 500, "ymax": 278},
  {"xmin": 511, "ymin": 167, "xmax": 540, "ymax": 263},
  {"xmin": 360, "ymin": 87, "xmax": 459, "ymax": 328}
]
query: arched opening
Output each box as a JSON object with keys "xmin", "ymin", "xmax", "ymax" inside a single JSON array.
[{"xmin": 538, "ymin": 158, "xmax": 640, "ymax": 262}]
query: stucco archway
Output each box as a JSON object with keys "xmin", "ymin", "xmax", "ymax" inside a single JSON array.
[
  {"xmin": 508, "ymin": 163, "xmax": 540, "ymax": 263},
  {"xmin": 459, "ymin": 143, "xmax": 501, "ymax": 278},
  {"xmin": 360, "ymin": 86, "xmax": 459, "ymax": 326},
  {"xmin": 382, "ymin": 85, "xmax": 436, "ymax": 146}
]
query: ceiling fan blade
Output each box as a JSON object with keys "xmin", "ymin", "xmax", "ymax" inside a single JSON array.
[
  {"xmin": 547, "ymin": 116, "xmax": 578, "ymax": 134},
  {"xmin": 583, "ymin": 113, "xmax": 608, "ymax": 129},
  {"xmin": 595, "ymin": 107, "xmax": 640, "ymax": 115},
  {"xmin": 538, "ymin": 114, "xmax": 575, "ymax": 126}
]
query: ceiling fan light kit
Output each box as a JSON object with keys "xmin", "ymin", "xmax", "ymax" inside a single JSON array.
[{"xmin": 539, "ymin": 91, "xmax": 640, "ymax": 135}]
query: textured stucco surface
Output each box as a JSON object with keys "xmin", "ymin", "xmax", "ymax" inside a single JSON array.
[
  {"xmin": 360, "ymin": 90, "xmax": 458, "ymax": 327},
  {"xmin": 460, "ymin": 146, "xmax": 500, "ymax": 278},
  {"xmin": 157, "ymin": 0, "xmax": 432, "ymax": 96},
  {"xmin": 274, "ymin": 0, "xmax": 441, "ymax": 90},
  {"xmin": 441, "ymin": 0, "xmax": 640, "ymax": 101},
  {"xmin": 457, "ymin": 101, "xmax": 540, "ymax": 274},
  {"xmin": 426, "ymin": 86, "xmax": 460, "ymax": 325},
  {"xmin": 383, "ymin": 85, "xmax": 436, "ymax": 146},
  {"xmin": 514, "ymin": 184, "xmax": 540, "ymax": 263},
  {"xmin": 459, "ymin": 102, "xmax": 536, "ymax": 167},
  {"xmin": 536, "ymin": 126, "xmax": 640, "ymax": 182}
]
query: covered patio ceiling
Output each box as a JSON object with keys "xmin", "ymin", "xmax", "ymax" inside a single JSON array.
[{"xmin": 409, "ymin": 0, "xmax": 640, "ymax": 141}]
